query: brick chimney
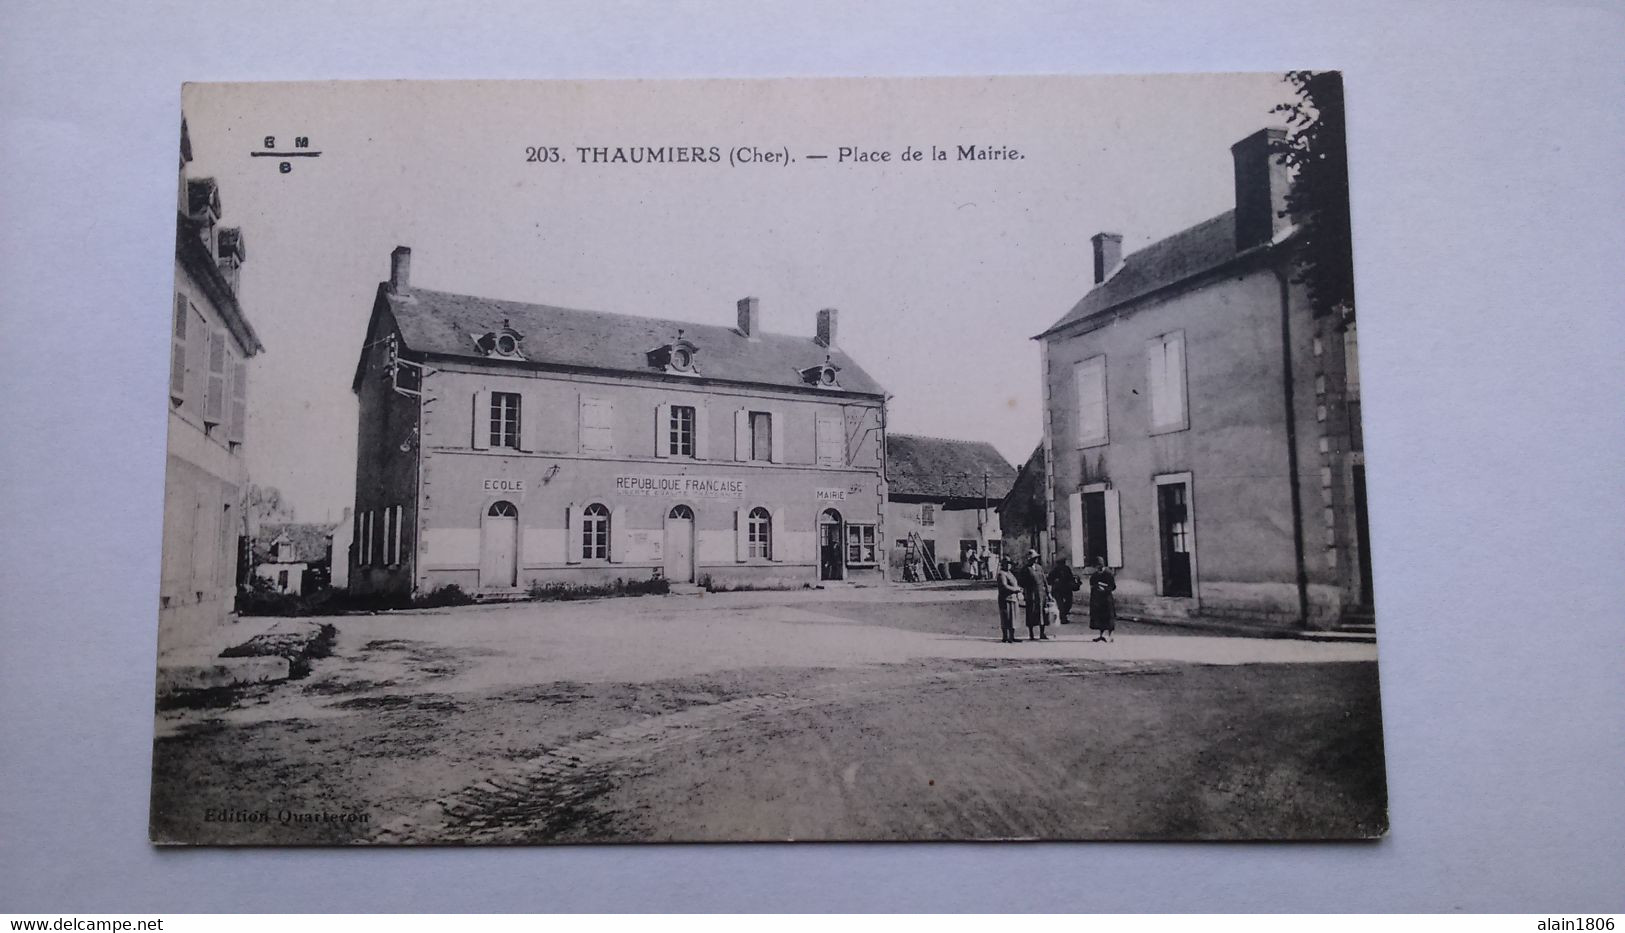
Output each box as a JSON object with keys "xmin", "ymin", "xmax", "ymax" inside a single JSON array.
[
  {"xmin": 815, "ymin": 308, "xmax": 838, "ymax": 348},
  {"xmin": 737, "ymin": 296, "xmax": 760, "ymax": 338},
  {"xmin": 389, "ymin": 246, "xmax": 412, "ymax": 293},
  {"xmin": 1231, "ymin": 127, "xmax": 1290, "ymax": 250},
  {"xmin": 1091, "ymin": 232, "xmax": 1123, "ymax": 284}
]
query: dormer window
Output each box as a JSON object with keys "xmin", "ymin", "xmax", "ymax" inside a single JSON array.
[
  {"xmin": 473, "ymin": 320, "xmax": 526, "ymax": 360},
  {"xmin": 799, "ymin": 356, "xmax": 843, "ymax": 390},
  {"xmin": 647, "ymin": 329, "xmax": 700, "ymax": 375}
]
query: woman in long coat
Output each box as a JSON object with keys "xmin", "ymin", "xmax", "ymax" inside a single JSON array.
[
  {"xmin": 1086, "ymin": 555, "xmax": 1117, "ymax": 642},
  {"xmin": 1018, "ymin": 550, "xmax": 1049, "ymax": 640}
]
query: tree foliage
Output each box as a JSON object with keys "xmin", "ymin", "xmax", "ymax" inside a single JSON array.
[
  {"xmin": 242, "ymin": 483, "xmax": 296, "ymax": 527},
  {"xmin": 1272, "ymin": 71, "xmax": 1356, "ymax": 321}
]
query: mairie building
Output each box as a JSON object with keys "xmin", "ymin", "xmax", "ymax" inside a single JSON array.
[{"xmin": 349, "ymin": 248, "xmax": 889, "ymax": 597}]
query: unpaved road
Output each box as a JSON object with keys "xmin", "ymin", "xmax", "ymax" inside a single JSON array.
[{"xmin": 150, "ymin": 590, "xmax": 1385, "ymax": 844}]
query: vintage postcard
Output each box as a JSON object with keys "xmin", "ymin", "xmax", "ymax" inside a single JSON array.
[{"xmin": 151, "ymin": 74, "xmax": 1385, "ymax": 844}]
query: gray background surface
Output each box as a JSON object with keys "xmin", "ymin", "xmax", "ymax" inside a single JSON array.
[{"xmin": 1, "ymin": 0, "xmax": 1622, "ymax": 913}]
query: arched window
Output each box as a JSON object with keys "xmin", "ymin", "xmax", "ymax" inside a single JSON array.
[
  {"xmin": 748, "ymin": 507, "xmax": 772, "ymax": 559},
  {"xmin": 582, "ymin": 502, "xmax": 610, "ymax": 560},
  {"xmin": 668, "ymin": 504, "xmax": 694, "ymax": 521},
  {"xmin": 488, "ymin": 500, "xmax": 518, "ymax": 517}
]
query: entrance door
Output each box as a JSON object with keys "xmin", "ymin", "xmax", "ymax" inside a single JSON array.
[
  {"xmin": 1083, "ymin": 491, "xmax": 1108, "ymax": 565},
  {"xmin": 818, "ymin": 508, "xmax": 845, "ymax": 581},
  {"xmin": 664, "ymin": 504, "xmax": 695, "ymax": 583},
  {"xmin": 480, "ymin": 500, "xmax": 519, "ymax": 589},
  {"xmin": 1353, "ymin": 465, "xmax": 1374, "ymax": 606},
  {"xmin": 1157, "ymin": 483, "xmax": 1193, "ymax": 597}
]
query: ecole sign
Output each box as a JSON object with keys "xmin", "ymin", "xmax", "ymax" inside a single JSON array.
[{"xmin": 481, "ymin": 478, "xmax": 526, "ymax": 493}]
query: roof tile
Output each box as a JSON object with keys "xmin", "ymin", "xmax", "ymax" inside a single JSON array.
[
  {"xmin": 886, "ymin": 433, "xmax": 1017, "ymax": 500},
  {"xmin": 387, "ymin": 287, "xmax": 886, "ymax": 396}
]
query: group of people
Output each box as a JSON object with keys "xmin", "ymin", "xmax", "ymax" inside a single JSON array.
[
  {"xmin": 994, "ymin": 549, "xmax": 1117, "ymax": 644},
  {"xmin": 962, "ymin": 545, "xmax": 999, "ymax": 581}
]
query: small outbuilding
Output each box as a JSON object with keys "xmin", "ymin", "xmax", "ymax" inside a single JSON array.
[
  {"xmin": 884, "ymin": 434, "xmax": 1018, "ymax": 580},
  {"xmin": 252, "ymin": 522, "xmax": 337, "ymax": 595}
]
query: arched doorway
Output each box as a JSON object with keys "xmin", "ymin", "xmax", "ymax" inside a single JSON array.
[
  {"xmin": 818, "ymin": 508, "xmax": 844, "ymax": 581},
  {"xmin": 664, "ymin": 504, "xmax": 695, "ymax": 583},
  {"xmin": 480, "ymin": 500, "xmax": 519, "ymax": 589}
]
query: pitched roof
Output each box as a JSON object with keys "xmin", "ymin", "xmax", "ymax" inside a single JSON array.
[
  {"xmin": 253, "ymin": 522, "xmax": 338, "ymax": 564},
  {"xmin": 886, "ymin": 433, "xmax": 1017, "ymax": 500},
  {"xmin": 998, "ymin": 443, "xmax": 1047, "ymax": 519},
  {"xmin": 1037, "ymin": 210, "xmax": 1256, "ymax": 338},
  {"xmin": 176, "ymin": 214, "xmax": 263, "ymax": 355},
  {"xmin": 384, "ymin": 286, "xmax": 886, "ymax": 396}
]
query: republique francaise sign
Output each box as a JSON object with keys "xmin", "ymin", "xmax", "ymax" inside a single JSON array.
[{"xmin": 614, "ymin": 475, "xmax": 746, "ymax": 498}]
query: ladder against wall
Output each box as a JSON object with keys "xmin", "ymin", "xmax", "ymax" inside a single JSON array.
[{"xmin": 906, "ymin": 531, "xmax": 942, "ymax": 582}]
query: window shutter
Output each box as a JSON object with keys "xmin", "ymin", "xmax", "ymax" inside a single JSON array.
[
  {"xmin": 769, "ymin": 410, "xmax": 786, "ymax": 463},
  {"xmin": 694, "ymin": 404, "xmax": 710, "ymax": 460},
  {"xmin": 1075, "ymin": 357, "xmax": 1106, "ymax": 445},
  {"xmin": 735, "ymin": 508, "xmax": 748, "ymax": 562},
  {"xmin": 186, "ymin": 308, "xmax": 206, "ymax": 408},
  {"xmin": 383, "ymin": 507, "xmax": 394, "ymax": 565},
  {"xmin": 170, "ymin": 294, "xmax": 188, "ymax": 400},
  {"xmin": 1068, "ymin": 492, "xmax": 1085, "ymax": 566},
  {"xmin": 393, "ymin": 505, "xmax": 404, "ymax": 565},
  {"xmin": 471, "ymin": 390, "xmax": 492, "ymax": 449},
  {"xmin": 654, "ymin": 402, "xmax": 672, "ymax": 458},
  {"xmin": 734, "ymin": 409, "xmax": 750, "ymax": 461},
  {"xmin": 228, "ymin": 357, "xmax": 247, "ymax": 444},
  {"xmin": 1167, "ymin": 332, "xmax": 1187, "ymax": 426},
  {"xmin": 565, "ymin": 504, "xmax": 581, "ymax": 564},
  {"xmin": 1147, "ymin": 339, "xmax": 1168, "ymax": 427},
  {"xmin": 518, "ymin": 392, "xmax": 537, "ymax": 452},
  {"xmin": 769, "ymin": 507, "xmax": 784, "ymax": 561},
  {"xmin": 204, "ymin": 329, "xmax": 227, "ymax": 424},
  {"xmin": 1103, "ymin": 488, "xmax": 1122, "ymax": 568},
  {"xmin": 816, "ymin": 413, "xmax": 842, "ymax": 467},
  {"xmin": 610, "ymin": 505, "xmax": 627, "ymax": 563},
  {"xmin": 579, "ymin": 395, "xmax": 614, "ymax": 454}
]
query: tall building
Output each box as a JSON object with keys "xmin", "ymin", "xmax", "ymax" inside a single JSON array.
[
  {"xmin": 159, "ymin": 118, "xmax": 264, "ymax": 650},
  {"xmin": 1034, "ymin": 128, "xmax": 1370, "ymax": 629},
  {"xmin": 349, "ymin": 248, "xmax": 889, "ymax": 597}
]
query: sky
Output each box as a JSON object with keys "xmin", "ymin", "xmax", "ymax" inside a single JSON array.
[{"xmin": 181, "ymin": 74, "xmax": 1293, "ymax": 522}]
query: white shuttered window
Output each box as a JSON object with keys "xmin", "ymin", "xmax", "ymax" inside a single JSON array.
[
  {"xmin": 204, "ymin": 329, "xmax": 227, "ymax": 426},
  {"xmin": 1074, "ymin": 356, "xmax": 1107, "ymax": 446},
  {"xmin": 170, "ymin": 294, "xmax": 188, "ymax": 402},
  {"xmin": 1147, "ymin": 331, "xmax": 1188, "ymax": 432},
  {"xmin": 580, "ymin": 396, "xmax": 615, "ymax": 454},
  {"xmin": 815, "ymin": 413, "xmax": 844, "ymax": 467}
]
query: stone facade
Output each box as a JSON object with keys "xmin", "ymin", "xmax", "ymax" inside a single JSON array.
[
  {"xmin": 1035, "ymin": 128, "xmax": 1370, "ymax": 630},
  {"xmin": 350, "ymin": 255, "xmax": 889, "ymax": 597},
  {"xmin": 158, "ymin": 118, "xmax": 263, "ymax": 652}
]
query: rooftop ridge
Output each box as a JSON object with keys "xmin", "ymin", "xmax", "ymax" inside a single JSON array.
[{"xmin": 401, "ymin": 285, "xmax": 821, "ymax": 344}]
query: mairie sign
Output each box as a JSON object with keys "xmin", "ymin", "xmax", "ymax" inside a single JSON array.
[{"xmin": 614, "ymin": 475, "xmax": 746, "ymax": 498}]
